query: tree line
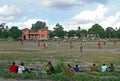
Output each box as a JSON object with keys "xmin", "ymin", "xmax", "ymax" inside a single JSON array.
[
  {"xmin": 0, "ymin": 21, "xmax": 120, "ymax": 40},
  {"xmin": 50, "ymin": 22, "xmax": 120, "ymax": 39}
]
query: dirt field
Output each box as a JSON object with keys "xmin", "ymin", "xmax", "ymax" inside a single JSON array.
[
  {"xmin": 0, "ymin": 40, "xmax": 120, "ymax": 80},
  {"xmin": 0, "ymin": 40, "xmax": 120, "ymax": 70}
]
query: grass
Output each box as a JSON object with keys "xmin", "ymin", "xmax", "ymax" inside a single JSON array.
[
  {"xmin": 0, "ymin": 72, "xmax": 120, "ymax": 81},
  {"xmin": 0, "ymin": 40, "xmax": 120, "ymax": 80}
]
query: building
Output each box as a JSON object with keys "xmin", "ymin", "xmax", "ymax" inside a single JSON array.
[{"xmin": 22, "ymin": 27, "xmax": 49, "ymax": 40}]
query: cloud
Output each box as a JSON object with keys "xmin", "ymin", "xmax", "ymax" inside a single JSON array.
[
  {"xmin": 42, "ymin": 0, "xmax": 109, "ymax": 10},
  {"xmin": 83, "ymin": 0, "xmax": 109, "ymax": 4},
  {"xmin": 0, "ymin": 5, "xmax": 21, "ymax": 22},
  {"xmin": 5, "ymin": 4, "xmax": 120, "ymax": 31},
  {"xmin": 7, "ymin": 18, "xmax": 50, "ymax": 30},
  {"xmin": 100, "ymin": 12, "xmax": 120, "ymax": 29},
  {"xmin": 63, "ymin": 5, "xmax": 109, "ymax": 30},
  {"xmin": 43, "ymin": 0, "xmax": 82, "ymax": 10}
]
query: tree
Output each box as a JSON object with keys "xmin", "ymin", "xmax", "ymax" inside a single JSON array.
[
  {"xmin": 49, "ymin": 30, "xmax": 55, "ymax": 38},
  {"xmin": 9, "ymin": 26, "xmax": 22, "ymax": 40},
  {"xmin": 1, "ymin": 30, "xmax": 9, "ymax": 38},
  {"xmin": 88, "ymin": 23, "xmax": 105, "ymax": 38},
  {"xmin": 76, "ymin": 26, "xmax": 81, "ymax": 38},
  {"xmin": 68, "ymin": 30, "xmax": 76, "ymax": 38},
  {"xmin": 0, "ymin": 23, "xmax": 9, "ymax": 38},
  {"xmin": 116, "ymin": 28, "xmax": 120, "ymax": 38},
  {"xmin": 31, "ymin": 21, "xmax": 47, "ymax": 30},
  {"xmin": 0, "ymin": 29, "xmax": 2, "ymax": 38},
  {"xmin": 81, "ymin": 29, "xmax": 88, "ymax": 37},
  {"xmin": 0, "ymin": 23, "xmax": 6, "ymax": 29},
  {"xmin": 53, "ymin": 23, "xmax": 65, "ymax": 38},
  {"xmin": 106, "ymin": 27, "xmax": 116, "ymax": 38}
]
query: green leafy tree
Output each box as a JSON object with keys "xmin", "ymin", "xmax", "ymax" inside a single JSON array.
[
  {"xmin": 88, "ymin": 23, "xmax": 105, "ymax": 38},
  {"xmin": 68, "ymin": 30, "xmax": 76, "ymax": 37},
  {"xmin": 31, "ymin": 21, "xmax": 47, "ymax": 30},
  {"xmin": 106, "ymin": 27, "xmax": 116, "ymax": 38},
  {"xmin": 1, "ymin": 30, "xmax": 9, "ymax": 38},
  {"xmin": 64, "ymin": 31, "xmax": 68, "ymax": 37},
  {"xmin": 9, "ymin": 26, "xmax": 22, "ymax": 40},
  {"xmin": 53, "ymin": 23, "xmax": 65, "ymax": 38},
  {"xmin": 76, "ymin": 26, "xmax": 81, "ymax": 38},
  {"xmin": 0, "ymin": 23, "xmax": 5, "ymax": 29},
  {"xmin": 0, "ymin": 23, "xmax": 9, "ymax": 38},
  {"xmin": 116, "ymin": 28, "xmax": 120, "ymax": 38},
  {"xmin": 0, "ymin": 29, "xmax": 2, "ymax": 38},
  {"xmin": 49, "ymin": 30, "xmax": 55, "ymax": 38},
  {"xmin": 81, "ymin": 29, "xmax": 88, "ymax": 37}
]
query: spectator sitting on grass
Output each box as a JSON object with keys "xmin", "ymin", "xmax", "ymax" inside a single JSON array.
[
  {"xmin": 100, "ymin": 63, "xmax": 108, "ymax": 72},
  {"xmin": 45, "ymin": 61, "xmax": 55, "ymax": 74},
  {"xmin": 107, "ymin": 63, "xmax": 115, "ymax": 72},
  {"xmin": 74, "ymin": 64, "xmax": 83, "ymax": 72},
  {"xmin": 18, "ymin": 62, "xmax": 25, "ymax": 74},
  {"xmin": 67, "ymin": 64, "xmax": 75, "ymax": 74},
  {"xmin": 18, "ymin": 62, "xmax": 30, "ymax": 74},
  {"xmin": 9, "ymin": 61, "xmax": 18, "ymax": 73},
  {"xmin": 55, "ymin": 62, "xmax": 65, "ymax": 73},
  {"xmin": 90, "ymin": 63, "xmax": 98, "ymax": 72}
]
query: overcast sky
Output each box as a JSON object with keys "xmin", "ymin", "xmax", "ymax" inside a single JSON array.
[{"xmin": 0, "ymin": 0, "xmax": 120, "ymax": 30}]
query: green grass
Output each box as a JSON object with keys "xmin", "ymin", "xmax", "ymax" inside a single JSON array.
[
  {"xmin": 0, "ymin": 40, "xmax": 120, "ymax": 80},
  {"xmin": 0, "ymin": 72, "xmax": 120, "ymax": 81}
]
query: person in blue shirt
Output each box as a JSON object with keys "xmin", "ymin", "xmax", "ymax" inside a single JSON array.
[{"xmin": 74, "ymin": 64, "xmax": 82, "ymax": 72}]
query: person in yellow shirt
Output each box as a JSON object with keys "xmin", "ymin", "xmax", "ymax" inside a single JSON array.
[{"xmin": 90, "ymin": 64, "xmax": 98, "ymax": 72}]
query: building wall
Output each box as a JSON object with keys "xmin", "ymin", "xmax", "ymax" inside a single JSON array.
[
  {"xmin": 22, "ymin": 28, "xmax": 49, "ymax": 40},
  {"xmin": 22, "ymin": 28, "xmax": 30, "ymax": 40},
  {"xmin": 38, "ymin": 28, "xmax": 48, "ymax": 39}
]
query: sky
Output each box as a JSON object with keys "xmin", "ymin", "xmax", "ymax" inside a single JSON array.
[{"xmin": 0, "ymin": 0, "xmax": 120, "ymax": 30}]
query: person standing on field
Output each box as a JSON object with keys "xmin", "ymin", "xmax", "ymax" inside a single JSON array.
[
  {"xmin": 38, "ymin": 40, "xmax": 40, "ymax": 46},
  {"xmin": 114, "ymin": 41, "xmax": 116, "ymax": 46},
  {"xmin": 98, "ymin": 42, "xmax": 101, "ymax": 49},
  {"xmin": 70, "ymin": 41, "xmax": 73, "ymax": 48},
  {"xmin": 80, "ymin": 43, "xmax": 83, "ymax": 53},
  {"xmin": 21, "ymin": 40, "xmax": 24, "ymax": 45}
]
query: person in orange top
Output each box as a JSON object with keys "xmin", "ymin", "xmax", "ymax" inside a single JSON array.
[{"xmin": 9, "ymin": 62, "xmax": 18, "ymax": 73}]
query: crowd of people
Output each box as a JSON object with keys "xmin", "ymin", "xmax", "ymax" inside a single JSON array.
[
  {"xmin": 21, "ymin": 40, "xmax": 48, "ymax": 49},
  {"xmin": 9, "ymin": 61, "xmax": 115, "ymax": 75},
  {"xmin": 90, "ymin": 63, "xmax": 115, "ymax": 72},
  {"xmin": 65, "ymin": 63, "xmax": 115, "ymax": 74}
]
